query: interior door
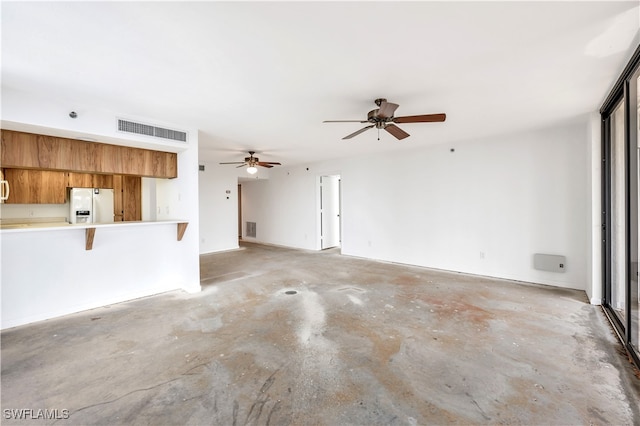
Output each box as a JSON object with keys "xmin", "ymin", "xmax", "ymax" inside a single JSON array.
[{"xmin": 321, "ymin": 175, "xmax": 341, "ymax": 249}]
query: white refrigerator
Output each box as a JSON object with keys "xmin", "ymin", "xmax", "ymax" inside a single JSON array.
[{"xmin": 69, "ymin": 188, "xmax": 115, "ymax": 224}]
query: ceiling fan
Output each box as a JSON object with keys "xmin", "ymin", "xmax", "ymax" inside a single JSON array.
[
  {"xmin": 323, "ymin": 98, "xmax": 446, "ymax": 140},
  {"xmin": 219, "ymin": 151, "xmax": 281, "ymax": 174}
]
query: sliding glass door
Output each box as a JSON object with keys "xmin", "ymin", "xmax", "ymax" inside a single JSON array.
[
  {"xmin": 602, "ymin": 46, "xmax": 640, "ymax": 367},
  {"xmin": 630, "ymin": 68, "xmax": 639, "ymax": 357},
  {"xmin": 607, "ymin": 100, "xmax": 627, "ymax": 326}
]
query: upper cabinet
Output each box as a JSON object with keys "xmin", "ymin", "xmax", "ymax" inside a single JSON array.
[
  {"xmin": 3, "ymin": 169, "xmax": 66, "ymax": 204},
  {"xmin": 66, "ymin": 172, "xmax": 114, "ymax": 189},
  {"xmin": 0, "ymin": 130, "xmax": 177, "ymax": 178}
]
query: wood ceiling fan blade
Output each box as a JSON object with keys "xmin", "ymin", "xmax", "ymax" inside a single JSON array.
[
  {"xmin": 342, "ymin": 125, "xmax": 374, "ymax": 140},
  {"xmin": 394, "ymin": 113, "xmax": 446, "ymax": 123},
  {"xmin": 235, "ymin": 164, "xmax": 248, "ymax": 168},
  {"xmin": 324, "ymin": 120, "xmax": 369, "ymax": 123},
  {"xmin": 384, "ymin": 124, "xmax": 410, "ymax": 140},
  {"xmin": 258, "ymin": 164, "xmax": 274, "ymax": 168},
  {"xmin": 258, "ymin": 162, "xmax": 281, "ymax": 166},
  {"xmin": 377, "ymin": 101, "xmax": 399, "ymax": 119},
  {"xmin": 219, "ymin": 161, "xmax": 246, "ymax": 165}
]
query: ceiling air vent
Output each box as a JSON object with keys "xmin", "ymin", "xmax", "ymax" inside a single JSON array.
[{"xmin": 117, "ymin": 119, "xmax": 187, "ymax": 142}]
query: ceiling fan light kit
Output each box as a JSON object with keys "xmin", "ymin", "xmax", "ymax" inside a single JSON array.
[
  {"xmin": 323, "ymin": 98, "xmax": 446, "ymax": 141},
  {"xmin": 219, "ymin": 151, "xmax": 282, "ymax": 174}
]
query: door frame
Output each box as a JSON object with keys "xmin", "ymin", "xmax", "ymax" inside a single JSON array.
[{"xmin": 317, "ymin": 174, "xmax": 342, "ymax": 250}]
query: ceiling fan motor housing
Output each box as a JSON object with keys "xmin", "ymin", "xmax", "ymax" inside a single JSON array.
[
  {"xmin": 367, "ymin": 109, "xmax": 392, "ymax": 123},
  {"xmin": 368, "ymin": 109, "xmax": 393, "ymax": 125}
]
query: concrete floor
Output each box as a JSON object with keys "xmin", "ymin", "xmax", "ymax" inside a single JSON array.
[{"xmin": 2, "ymin": 242, "xmax": 639, "ymax": 425}]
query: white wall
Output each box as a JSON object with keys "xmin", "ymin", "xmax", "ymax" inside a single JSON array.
[
  {"xmin": 587, "ymin": 112, "xmax": 602, "ymax": 304},
  {"xmin": 1, "ymin": 87, "xmax": 189, "ymax": 152},
  {"xmin": 0, "ymin": 87, "xmax": 201, "ymax": 328},
  {"xmin": 240, "ymin": 119, "xmax": 590, "ymax": 290},
  {"xmin": 0, "ymin": 203, "xmax": 69, "ymax": 220},
  {"xmin": 198, "ymin": 161, "xmax": 241, "ymax": 254},
  {"xmin": 241, "ymin": 166, "xmax": 319, "ymax": 249},
  {"xmin": 141, "ymin": 177, "xmax": 157, "ymax": 222}
]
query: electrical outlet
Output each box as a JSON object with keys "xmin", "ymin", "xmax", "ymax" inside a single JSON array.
[{"xmin": 480, "ymin": 251, "xmax": 485, "ymax": 259}]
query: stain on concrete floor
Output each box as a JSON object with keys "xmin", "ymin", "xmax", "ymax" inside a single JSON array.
[{"xmin": 2, "ymin": 242, "xmax": 639, "ymax": 425}]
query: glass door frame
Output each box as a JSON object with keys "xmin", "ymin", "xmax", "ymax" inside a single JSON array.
[{"xmin": 601, "ymin": 44, "xmax": 640, "ymax": 368}]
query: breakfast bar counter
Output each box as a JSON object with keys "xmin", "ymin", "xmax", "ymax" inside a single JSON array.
[{"xmin": 1, "ymin": 220, "xmax": 189, "ymax": 250}]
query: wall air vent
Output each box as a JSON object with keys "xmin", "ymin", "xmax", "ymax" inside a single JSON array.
[
  {"xmin": 117, "ymin": 119, "xmax": 187, "ymax": 142},
  {"xmin": 246, "ymin": 222, "xmax": 256, "ymax": 238}
]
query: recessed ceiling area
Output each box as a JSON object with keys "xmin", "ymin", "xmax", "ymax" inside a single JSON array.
[{"xmin": 2, "ymin": 1, "xmax": 638, "ymax": 165}]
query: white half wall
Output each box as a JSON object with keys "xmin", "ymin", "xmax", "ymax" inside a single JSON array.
[
  {"xmin": 1, "ymin": 223, "xmax": 192, "ymax": 329},
  {"xmin": 240, "ymin": 119, "xmax": 591, "ymax": 290}
]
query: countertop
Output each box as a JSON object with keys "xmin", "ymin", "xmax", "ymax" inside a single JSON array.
[{"xmin": 0, "ymin": 218, "xmax": 188, "ymax": 233}]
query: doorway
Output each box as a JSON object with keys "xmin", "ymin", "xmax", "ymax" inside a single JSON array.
[{"xmin": 320, "ymin": 175, "xmax": 341, "ymax": 250}]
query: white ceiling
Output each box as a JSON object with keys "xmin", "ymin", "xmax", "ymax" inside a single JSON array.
[{"xmin": 2, "ymin": 1, "xmax": 638, "ymax": 166}]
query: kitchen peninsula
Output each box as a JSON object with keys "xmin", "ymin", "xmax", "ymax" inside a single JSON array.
[{"xmin": 1, "ymin": 126, "xmax": 201, "ymax": 330}]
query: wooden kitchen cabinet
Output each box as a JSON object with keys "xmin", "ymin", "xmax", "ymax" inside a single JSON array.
[
  {"xmin": 112, "ymin": 175, "xmax": 141, "ymax": 221},
  {"xmin": 66, "ymin": 172, "xmax": 93, "ymax": 188},
  {"xmin": 123, "ymin": 176, "xmax": 141, "ymax": 221},
  {"xmin": 93, "ymin": 174, "xmax": 113, "ymax": 189},
  {"xmin": 1, "ymin": 130, "xmax": 178, "ymax": 178},
  {"xmin": 66, "ymin": 172, "xmax": 114, "ymax": 189},
  {"xmin": 3, "ymin": 169, "xmax": 66, "ymax": 204}
]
